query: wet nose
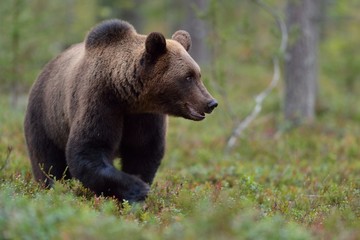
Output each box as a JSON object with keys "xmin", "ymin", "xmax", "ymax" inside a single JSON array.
[{"xmin": 207, "ymin": 99, "xmax": 218, "ymax": 112}]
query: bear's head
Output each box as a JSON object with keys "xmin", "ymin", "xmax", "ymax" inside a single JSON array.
[{"xmin": 139, "ymin": 30, "xmax": 218, "ymax": 121}]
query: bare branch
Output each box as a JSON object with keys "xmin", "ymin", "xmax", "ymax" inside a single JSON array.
[
  {"xmin": 0, "ymin": 146, "xmax": 12, "ymax": 172},
  {"xmin": 225, "ymin": 0, "xmax": 288, "ymax": 154}
]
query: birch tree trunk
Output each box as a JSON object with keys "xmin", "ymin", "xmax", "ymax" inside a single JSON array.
[{"xmin": 284, "ymin": 0, "xmax": 322, "ymax": 123}]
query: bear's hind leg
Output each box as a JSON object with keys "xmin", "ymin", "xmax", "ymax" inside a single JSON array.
[
  {"xmin": 121, "ymin": 114, "xmax": 166, "ymax": 184},
  {"xmin": 25, "ymin": 120, "xmax": 70, "ymax": 187},
  {"xmin": 30, "ymin": 142, "xmax": 71, "ymax": 186}
]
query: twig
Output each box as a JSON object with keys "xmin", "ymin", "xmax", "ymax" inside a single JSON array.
[
  {"xmin": 0, "ymin": 146, "xmax": 12, "ymax": 172},
  {"xmin": 225, "ymin": 0, "xmax": 288, "ymax": 154}
]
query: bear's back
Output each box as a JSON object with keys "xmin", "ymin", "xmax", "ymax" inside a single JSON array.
[{"xmin": 85, "ymin": 19, "xmax": 136, "ymax": 50}]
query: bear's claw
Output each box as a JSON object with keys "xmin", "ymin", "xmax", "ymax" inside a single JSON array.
[{"xmin": 122, "ymin": 176, "xmax": 150, "ymax": 202}]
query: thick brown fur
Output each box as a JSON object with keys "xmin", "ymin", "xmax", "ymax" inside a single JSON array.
[{"xmin": 24, "ymin": 19, "xmax": 217, "ymax": 202}]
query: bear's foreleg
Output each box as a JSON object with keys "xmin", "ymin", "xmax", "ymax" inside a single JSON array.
[
  {"xmin": 65, "ymin": 112, "xmax": 150, "ymax": 202},
  {"xmin": 120, "ymin": 113, "xmax": 166, "ymax": 184}
]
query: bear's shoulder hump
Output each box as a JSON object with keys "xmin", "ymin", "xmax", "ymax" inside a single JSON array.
[{"xmin": 85, "ymin": 19, "xmax": 135, "ymax": 49}]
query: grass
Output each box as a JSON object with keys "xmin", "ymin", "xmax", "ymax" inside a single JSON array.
[{"xmin": 0, "ymin": 66, "xmax": 359, "ymax": 239}]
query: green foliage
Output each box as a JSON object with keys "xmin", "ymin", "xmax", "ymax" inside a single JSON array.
[
  {"xmin": 1, "ymin": 73, "xmax": 360, "ymax": 239},
  {"xmin": 321, "ymin": 0, "xmax": 360, "ymax": 92},
  {"xmin": 0, "ymin": 0, "xmax": 96, "ymax": 90}
]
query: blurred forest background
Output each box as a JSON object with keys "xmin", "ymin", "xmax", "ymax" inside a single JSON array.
[
  {"xmin": 0, "ymin": 0, "xmax": 360, "ymax": 239},
  {"xmin": 1, "ymin": 0, "xmax": 360, "ymax": 124}
]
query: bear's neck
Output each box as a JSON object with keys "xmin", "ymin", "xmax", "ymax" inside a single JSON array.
[{"xmin": 109, "ymin": 53, "xmax": 145, "ymax": 105}]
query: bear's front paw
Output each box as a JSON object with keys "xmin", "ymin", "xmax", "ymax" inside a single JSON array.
[{"xmin": 122, "ymin": 175, "xmax": 150, "ymax": 203}]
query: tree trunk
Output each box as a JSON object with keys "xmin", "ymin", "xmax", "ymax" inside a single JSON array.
[
  {"xmin": 284, "ymin": 0, "xmax": 322, "ymax": 124},
  {"xmin": 184, "ymin": 0, "xmax": 210, "ymax": 65}
]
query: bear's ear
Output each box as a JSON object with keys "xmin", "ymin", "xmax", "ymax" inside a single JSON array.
[
  {"xmin": 145, "ymin": 32, "xmax": 167, "ymax": 62},
  {"xmin": 172, "ymin": 30, "xmax": 191, "ymax": 52}
]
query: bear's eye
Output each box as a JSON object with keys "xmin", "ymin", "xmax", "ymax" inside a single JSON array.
[{"xmin": 185, "ymin": 76, "xmax": 193, "ymax": 82}]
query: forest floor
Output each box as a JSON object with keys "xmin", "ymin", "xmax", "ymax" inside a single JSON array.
[{"xmin": 0, "ymin": 71, "xmax": 359, "ymax": 239}]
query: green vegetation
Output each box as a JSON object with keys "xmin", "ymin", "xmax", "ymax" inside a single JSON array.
[
  {"xmin": 1, "ymin": 63, "xmax": 359, "ymax": 238},
  {"xmin": 1, "ymin": 0, "xmax": 359, "ymax": 239}
]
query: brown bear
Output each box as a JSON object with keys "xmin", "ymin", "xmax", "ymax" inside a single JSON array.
[{"xmin": 24, "ymin": 19, "xmax": 217, "ymax": 202}]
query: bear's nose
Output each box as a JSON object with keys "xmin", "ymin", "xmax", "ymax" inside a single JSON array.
[{"xmin": 207, "ymin": 99, "xmax": 218, "ymax": 113}]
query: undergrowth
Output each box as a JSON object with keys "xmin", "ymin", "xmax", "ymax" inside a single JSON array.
[{"xmin": 0, "ymin": 69, "xmax": 359, "ymax": 239}]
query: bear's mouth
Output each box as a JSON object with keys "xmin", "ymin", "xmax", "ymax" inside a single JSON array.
[{"xmin": 185, "ymin": 104, "xmax": 205, "ymax": 121}]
